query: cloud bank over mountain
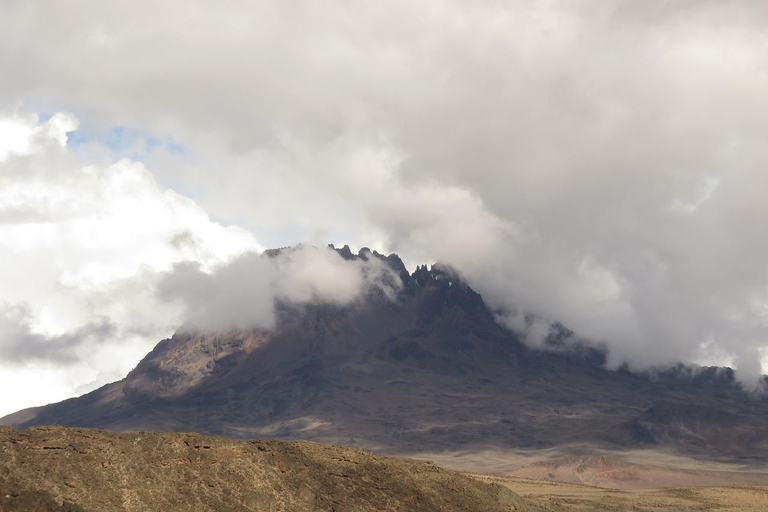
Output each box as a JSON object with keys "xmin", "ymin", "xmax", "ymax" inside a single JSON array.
[
  {"xmin": 157, "ymin": 245, "xmax": 401, "ymax": 331},
  {"xmin": 2, "ymin": 1, "xmax": 768, "ymax": 413}
]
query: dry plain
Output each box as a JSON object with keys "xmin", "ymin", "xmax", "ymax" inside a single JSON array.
[
  {"xmin": 478, "ymin": 476, "xmax": 768, "ymax": 512},
  {"xmin": 418, "ymin": 446, "xmax": 768, "ymax": 511}
]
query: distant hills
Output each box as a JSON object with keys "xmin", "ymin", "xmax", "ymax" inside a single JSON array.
[{"xmin": 3, "ymin": 245, "xmax": 768, "ymax": 461}]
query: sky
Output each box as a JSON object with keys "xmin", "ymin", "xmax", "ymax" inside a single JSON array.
[{"xmin": 2, "ymin": 0, "xmax": 768, "ymax": 417}]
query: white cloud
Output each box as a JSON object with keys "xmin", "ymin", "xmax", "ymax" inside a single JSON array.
[
  {"xmin": 1, "ymin": 0, "xmax": 768, "ymax": 409},
  {"xmin": 157, "ymin": 245, "xmax": 401, "ymax": 332},
  {"xmin": 0, "ymin": 112, "xmax": 262, "ymax": 416},
  {"xmin": 0, "ymin": 112, "xmax": 76, "ymax": 161},
  {"xmin": 0, "ymin": 116, "xmax": 34, "ymax": 160}
]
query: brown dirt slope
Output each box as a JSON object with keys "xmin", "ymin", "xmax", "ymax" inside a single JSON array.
[{"xmin": 0, "ymin": 426, "xmax": 527, "ymax": 512}]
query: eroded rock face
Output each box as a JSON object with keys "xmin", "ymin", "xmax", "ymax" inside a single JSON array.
[
  {"xmin": 123, "ymin": 329, "xmax": 270, "ymax": 400},
  {"xmin": 0, "ymin": 426, "xmax": 528, "ymax": 512}
]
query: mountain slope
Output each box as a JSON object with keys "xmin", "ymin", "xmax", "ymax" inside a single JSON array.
[
  {"xmin": 0, "ymin": 426, "xmax": 528, "ymax": 512},
  {"xmin": 3, "ymin": 246, "xmax": 768, "ymax": 461}
]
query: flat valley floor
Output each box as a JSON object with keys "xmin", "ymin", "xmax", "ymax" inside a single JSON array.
[
  {"xmin": 419, "ymin": 446, "xmax": 768, "ymax": 511},
  {"xmin": 476, "ymin": 476, "xmax": 768, "ymax": 512}
]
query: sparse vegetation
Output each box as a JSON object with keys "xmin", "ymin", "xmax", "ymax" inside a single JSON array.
[{"xmin": 0, "ymin": 426, "xmax": 527, "ymax": 512}]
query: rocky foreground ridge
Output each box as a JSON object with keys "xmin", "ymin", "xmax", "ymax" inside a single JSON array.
[
  {"xmin": 0, "ymin": 426, "xmax": 529, "ymax": 512},
  {"xmin": 3, "ymin": 245, "xmax": 768, "ymax": 461}
]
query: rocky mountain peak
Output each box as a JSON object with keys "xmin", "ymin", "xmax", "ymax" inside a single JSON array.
[{"xmin": 3, "ymin": 244, "xmax": 767, "ymax": 463}]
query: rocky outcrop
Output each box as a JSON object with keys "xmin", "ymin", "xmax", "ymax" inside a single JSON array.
[{"xmin": 623, "ymin": 403, "xmax": 767, "ymax": 455}]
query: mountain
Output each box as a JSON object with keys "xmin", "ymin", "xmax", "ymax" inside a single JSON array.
[
  {"xmin": 3, "ymin": 245, "xmax": 768, "ymax": 462},
  {"xmin": 0, "ymin": 426, "xmax": 528, "ymax": 512}
]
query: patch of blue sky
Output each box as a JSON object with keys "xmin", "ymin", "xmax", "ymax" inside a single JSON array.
[
  {"xmin": 66, "ymin": 127, "xmax": 91, "ymax": 148},
  {"xmin": 67, "ymin": 121, "xmax": 188, "ymax": 161}
]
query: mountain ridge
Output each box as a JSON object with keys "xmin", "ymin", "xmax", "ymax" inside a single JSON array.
[{"xmin": 3, "ymin": 245, "xmax": 768, "ymax": 463}]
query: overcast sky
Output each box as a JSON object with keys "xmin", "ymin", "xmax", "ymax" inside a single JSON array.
[{"xmin": 2, "ymin": 0, "xmax": 768, "ymax": 417}]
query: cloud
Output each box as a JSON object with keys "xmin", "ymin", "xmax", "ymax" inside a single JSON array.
[
  {"xmin": 0, "ymin": 0, "xmax": 767, "ymax": 398},
  {"xmin": 0, "ymin": 303, "xmax": 113, "ymax": 363},
  {"xmin": 0, "ymin": 112, "xmax": 262, "ymax": 415},
  {"xmin": 157, "ymin": 245, "xmax": 401, "ymax": 331},
  {"xmin": 0, "ymin": 112, "xmax": 76, "ymax": 160}
]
